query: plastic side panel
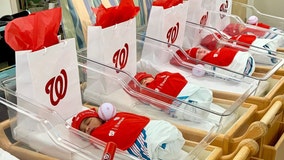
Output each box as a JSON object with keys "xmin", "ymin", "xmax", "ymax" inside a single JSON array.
[
  {"xmin": 0, "ymin": 90, "xmax": 138, "ymax": 160},
  {"xmin": 0, "ymin": 44, "xmax": 257, "ymax": 160},
  {"xmin": 81, "ymin": 56, "xmax": 221, "ymax": 154},
  {"xmin": 136, "ymin": 34, "xmax": 257, "ymax": 115},
  {"xmin": 183, "ymin": 21, "xmax": 284, "ymax": 81},
  {"xmin": 0, "ymin": 67, "xmax": 217, "ymax": 159},
  {"xmin": 232, "ymin": 1, "xmax": 284, "ymax": 30}
]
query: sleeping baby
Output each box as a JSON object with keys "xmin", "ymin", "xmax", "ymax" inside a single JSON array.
[
  {"xmin": 200, "ymin": 32, "xmax": 279, "ymax": 65},
  {"xmin": 170, "ymin": 46, "xmax": 255, "ymax": 78},
  {"xmin": 222, "ymin": 16, "xmax": 284, "ymax": 47},
  {"xmin": 71, "ymin": 103, "xmax": 186, "ymax": 160},
  {"xmin": 130, "ymin": 71, "xmax": 213, "ymax": 121}
]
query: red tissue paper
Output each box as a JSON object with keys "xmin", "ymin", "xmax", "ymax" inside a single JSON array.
[
  {"xmin": 152, "ymin": 0, "xmax": 183, "ymax": 9},
  {"xmin": 93, "ymin": 0, "xmax": 140, "ymax": 28},
  {"xmin": 5, "ymin": 8, "xmax": 62, "ymax": 51}
]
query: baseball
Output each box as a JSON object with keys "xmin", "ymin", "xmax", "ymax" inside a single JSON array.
[
  {"xmin": 192, "ymin": 64, "xmax": 206, "ymax": 77},
  {"xmin": 247, "ymin": 15, "xmax": 258, "ymax": 25},
  {"xmin": 98, "ymin": 103, "xmax": 117, "ymax": 121}
]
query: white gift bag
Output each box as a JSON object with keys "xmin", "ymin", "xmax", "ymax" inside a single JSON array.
[
  {"xmin": 139, "ymin": 1, "xmax": 189, "ymax": 72},
  {"xmin": 184, "ymin": 0, "xmax": 232, "ymax": 49},
  {"xmin": 201, "ymin": 0, "xmax": 231, "ymax": 14},
  {"xmin": 187, "ymin": 0, "xmax": 207, "ymax": 23},
  {"xmin": 183, "ymin": 0, "xmax": 209, "ymax": 49},
  {"xmin": 205, "ymin": 0, "xmax": 232, "ymax": 31},
  {"xmin": 145, "ymin": 1, "xmax": 189, "ymax": 48},
  {"xmin": 87, "ymin": 18, "xmax": 137, "ymax": 94},
  {"xmin": 16, "ymin": 38, "xmax": 82, "ymax": 120}
]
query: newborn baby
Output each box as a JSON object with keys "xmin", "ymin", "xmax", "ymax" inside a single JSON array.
[
  {"xmin": 170, "ymin": 47, "xmax": 255, "ymax": 78},
  {"xmin": 71, "ymin": 103, "xmax": 186, "ymax": 160},
  {"xmin": 201, "ymin": 32, "xmax": 279, "ymax": 65},
  {"xmin": 132, "ymin": 71, "xmax": 213, "ymax": 121}
]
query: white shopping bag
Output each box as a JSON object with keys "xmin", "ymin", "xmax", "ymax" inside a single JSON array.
[
  {"xmin": 205, "ymin": 0, "xmax": 232, "ymax": 31},
  {"xmin": 184, "ymin": 0, "xmax": 232, "ymax": 49},
  {"xmin": 186, "ymin": 0, "xmax": 208, "ymax": 24},
  {"xmin": 87, "ymin": 18, "xmax": 137, "ymax": 94},
  {"xmin": 139, "ymin": 1, "xmax": 189, "ymax": 70},
  {"xmin": 145, "ymin": 1, "xmax": 189, "ymax": 48},
  {"xmin": 201, "ymin": 0, "xmax": 231, "ymax": 14},
  {"xmin": 16, "ymin": 38, "xmax": 82, "ymax": 120},
  {"xmin": 183, "ymin": 0, "xmax": 209, "ymax": 49}
]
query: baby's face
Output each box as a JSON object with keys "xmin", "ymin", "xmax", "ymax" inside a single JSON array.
[
  {"xmin": 80, "ymin": 117, "xmax": 103, "ymax": 134},
  {"xmin": 196, "ymin": 48, "xmax": 209, "ymax": 60},
  {"xmin": 140, "ymin": 77, "xmax": 154, "ymax": 86}
]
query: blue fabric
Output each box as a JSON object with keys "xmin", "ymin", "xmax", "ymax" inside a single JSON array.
[
  {"xmin": 127, "ymin": 129, "xmax": 150, "ymax": 160},
  {"xmin": 66, "ymin": 0, "xmax": 85, "ymax": 49}
]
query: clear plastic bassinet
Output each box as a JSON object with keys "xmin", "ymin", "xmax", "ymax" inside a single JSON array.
[
  {"xmin": 183, "ymin": 20, "xmax": 284, "ymax": 81},
  {"xmin": 193, "ymin": 9, "xmax": 284, "ymax": 44},
  {"xmin": 0, "ymin": 77, "xmax": 140, "ymax": 160},
  {"xmin": 0, "ymin": 40, "xmax": 258, "ymax": 160},
  {"xmin": 232, "ymin": 1, "xmax": 284, "ymax": 30},
  {"xmin": 82, "ymin": 33, "xmax": 259, "ymax": 142},
  {"xmin": 181, "ymin": 14, "xmax": 284, "ymax": 110}
]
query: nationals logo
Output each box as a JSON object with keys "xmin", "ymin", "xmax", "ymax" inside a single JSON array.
[
  {"xmin": 102, "ymin": 153, "xmax": 111, "ymax": 160},
  {"xmin": 166, "ymin": 22, "xmax": 179, "ymax": 47},
  {"xmin": 199, "ymin": 12, "xmax": 208, "ymax": 33},
  {"xmin": 200, "ymin": 12, "xmax": 208, "ymax": 26},
  {"xmin": 45, "ymin": 69, "xmax": 68, "ymax": 106},
  {"xmin": 113, "ymin": 43, "xmax": 129, "ymax": 73},
  {"xmin": 219, "ymin": 0, "xmax": 229, "ymax": 19}
]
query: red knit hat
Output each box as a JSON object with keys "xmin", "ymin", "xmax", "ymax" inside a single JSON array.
[
  {"xmin": 187, "ymin": 47, "xmax": 199, "ymax": 58},
  {"xmin": 71, "ymin": 108, "xmax": 99, "ymax": 130},
  {"xmin": 223, "ymin": 23, "xmax": 242, "ymax": 36},
  {"xmin": 200, "ymin": 33, "xmax": 221, "ymax": 50},
  {"xmin": 134, "ymin": 72, "xmax": 153, "ymax": 83}
]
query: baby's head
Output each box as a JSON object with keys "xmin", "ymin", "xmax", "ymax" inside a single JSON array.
[
  {"xmin": 71, "ymin": 108, "xmax": 104, "ymax": 135},
  {"xmin": 223, "ymin": 23, "xmax": 246, "ymax": 36},
  {"xmin": 187, "ymin": 47, "xmax": 209, "ymax": 60},
  {"xmin": 200, "ymin": 33, "xmax": 225, "ymax": 50},
  {"xmin": 134, "ymin": 72, "xmax": 154, "ymax": 87}
]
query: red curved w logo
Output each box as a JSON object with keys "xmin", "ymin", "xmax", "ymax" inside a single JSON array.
[
  {"xmin": 45, "ymin": 69, "xmax": 68, "ymax": 106},
  {"xmin": 167, "ymin": 22, "xmax": 179, "ymax": 47},
  {"xmin": 219, "ymin": 0, "xmax": 229, "ymax": 19},
  {"xmin": 199, "ymin": 12, "xmax": 208, "ymax": 33},
  {"xmin": 113, "ymin": 43, "xmax": 129, "ymax": 73}
]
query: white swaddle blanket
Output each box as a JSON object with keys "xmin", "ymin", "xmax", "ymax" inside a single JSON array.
[
  {"xmin": 168, "ymin": 83, "xmax": 213, "ymax": 122},
  {"xmin": 250, "ymin": 38, "xmax": 279, "ymax": 65},
  {"xmin": 219, "ymin": 30, "xmax": 280, "ymax": 65},
  {"xmin": 203, "ymin": 50, "xmax": 255, "ymax": 78},
  {"xmin": 143, "ymin": 120, "xmax": 187, "ymax": 160},
  {"xmin": 262, "ymin": 27, "xmax": 284, "ymax": 47}
]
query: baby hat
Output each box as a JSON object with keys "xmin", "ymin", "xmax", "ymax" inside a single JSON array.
[
  {"xmin": 200, "ymin": 33, "xmax": 222, "ymax": 50},
  {"xmin": 71, "ymin": 108, "xmax": 99, "ymax": 130},
  {"xmin": 134, "ymin": 72, "xmax": 153, "ymax": 83},
  {"xmin": 223, "ymin": 23, "xmax": 243, "ymax": 36},
  {"xmin": 187, "ymin": 47, "xmax": 199, "ymax": 58}
]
